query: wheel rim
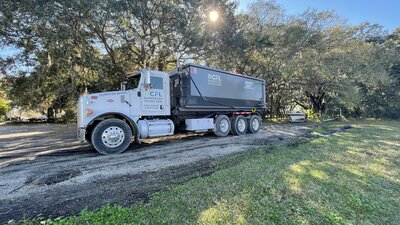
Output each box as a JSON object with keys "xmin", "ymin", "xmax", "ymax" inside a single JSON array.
[
  {"xmin": 237, "ymin": 118, "xmax": 246, "ymax": 133},
  {"xmin": 220, "ymin": 119, "xmax": 229, "ymax": 133},
  {"xmin": 101, "ymin": 126, "xmax": 125, "ymax": 148},
  {"xmin": 252, "ymin": 118, "xmax": 260, "ymax": 131}
]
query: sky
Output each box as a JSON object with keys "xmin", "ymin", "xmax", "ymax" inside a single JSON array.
[{"xmin": 239, "ymin": 0, "xmax": 399, "ymax": 32}]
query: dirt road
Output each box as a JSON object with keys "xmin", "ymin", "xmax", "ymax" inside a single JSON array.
[{"xmin": 0, "ymin": 123, "xmax": 309, "ymax": 223}]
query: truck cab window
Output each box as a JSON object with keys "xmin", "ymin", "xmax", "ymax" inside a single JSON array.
[
  {"xmin": 126, "ymin": 75, "xmax": 141, "ymax": 90},
  {"xmin": 150, "ymin": 76, "xmax": 163, "ymax": 89}
]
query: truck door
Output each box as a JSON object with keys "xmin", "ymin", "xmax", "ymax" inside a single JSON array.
[{"xmin": 140, "ymin": 75, "xmax": 167, "ymax": 115}]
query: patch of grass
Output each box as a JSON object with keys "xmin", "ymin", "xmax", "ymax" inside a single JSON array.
[
  {"xmin": 26, "ymin": 120, "xmax": 400, "ymax": 225},
  {"xmin": 264, "ymin": 117, "xmax": 288, "ymax": 123}
]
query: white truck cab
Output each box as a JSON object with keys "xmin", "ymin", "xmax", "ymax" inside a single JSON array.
[{"xmin": 77, "ymin": 69, "xmax": 175, "ymax": 154}]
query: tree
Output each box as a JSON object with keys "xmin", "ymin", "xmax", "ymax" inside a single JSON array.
[{"xmin": 0, "ymin": 0, "xmax": 222, "ymax": 117}]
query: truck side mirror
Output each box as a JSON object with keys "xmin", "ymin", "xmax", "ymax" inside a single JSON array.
[
  {"xmin": 145, "ymin": 69, "xmax": 151, "ymax": 85},
  {"xmin": 120, "ymin": 81, "xmax": 127, "ymax": 91},
  {"xmin": 141, "ymin": 69, "xmax": 151, "ymax": 90}
]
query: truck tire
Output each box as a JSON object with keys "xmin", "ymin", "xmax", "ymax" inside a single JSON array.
[
  {"xmin": 231, "ymin": 115, "xmax": 248, "ymax": 135},
  {"xmin": 213, "ymin": 115, "xmax": 231, "ymax": 137},
  {"xmin": 91, "ymin": 118, "xmax": 132, "ymax": 154},
  {"xmin": 248, "ymin": 115, "xmax": 262, "ymax": 134}
]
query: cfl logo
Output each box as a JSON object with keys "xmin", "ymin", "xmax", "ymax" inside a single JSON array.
[
  {"xmin": 144, "ymin": 91, "xmax": 162, "ymax": 97},
  {"xmin": 208, "ymin": 74, "xmax": 221, "ymax": 82}
]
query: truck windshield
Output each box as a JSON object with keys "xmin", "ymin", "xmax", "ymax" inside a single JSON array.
[{"xmin": 126, "ymin": 75, "xmax": 141, "ymax": 89}]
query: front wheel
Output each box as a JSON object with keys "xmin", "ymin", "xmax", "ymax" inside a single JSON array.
[{"xmin": 91, "ymin": 119, "xmax": 132, "ymax": 154}]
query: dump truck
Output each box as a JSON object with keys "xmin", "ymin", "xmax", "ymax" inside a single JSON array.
[{"xmin": 77, "ymin": 64, "xmax": 266, "ymax": 154}]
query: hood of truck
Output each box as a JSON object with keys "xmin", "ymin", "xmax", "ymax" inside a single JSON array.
[{"xmin": 77, "ymin": 91, "xmax": 130, "ymax": 128}]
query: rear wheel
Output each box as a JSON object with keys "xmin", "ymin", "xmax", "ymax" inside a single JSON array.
[
  {"xmin": 231, "ymin": 115, "xmax": 248, "ymax": 135},
  {"xmin": 91, "ymin": 119, "xmax": 132, "ymax": 154},
  {"xmin": 248, "ymin": 115, "xmax": 262, "ymax": 134},
  {"xmin": 213, "ymin": 115, "xmax": 231, "ymax": 137}
]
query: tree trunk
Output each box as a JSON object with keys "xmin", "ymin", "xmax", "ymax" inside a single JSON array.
[
  {"xmin": 47, "ymin": 107, "xmax": 55, "ymax": 121},
  {"xmin": 306, "ymin": 87, "xmax": 326, "ymax": 114}
]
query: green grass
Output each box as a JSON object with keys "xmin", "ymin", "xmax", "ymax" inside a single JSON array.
[{"xmin": 26, "ymin": 120, "xmax": 400, "ymax": 225}]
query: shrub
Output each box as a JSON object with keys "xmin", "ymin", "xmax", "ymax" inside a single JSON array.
[
  {"xmin": 306, "ymin": 109, "xmax": 321, "ymax": 122},
  {"xmin": 0, "ymin": 99, "xmax": 11, "ymax": 121}
]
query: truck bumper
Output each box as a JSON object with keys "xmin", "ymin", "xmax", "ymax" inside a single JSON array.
[{"xmin": 77, "ymin": 127, "xmax": 87, "ymax": 142}]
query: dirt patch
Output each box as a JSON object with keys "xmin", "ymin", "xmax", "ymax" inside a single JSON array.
[
  {"xmin": 0, "ymin": 123, "xmax": 311, "ymax": 223},
  {"xmin": 26, "ymin": 169, "xmax": 82, "ymax": 186},
  {"xmin": 311, "ymin": 125, "xmax": 353, "ymax": 138},
  {"xmin": 328, "ymin": 125, "xmax": 353, "ymax": 134}
]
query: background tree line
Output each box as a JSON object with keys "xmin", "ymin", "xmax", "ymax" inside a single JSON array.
[{"xmin": 0, "ymin": 0, "xmax": 399, "ymax": 120}]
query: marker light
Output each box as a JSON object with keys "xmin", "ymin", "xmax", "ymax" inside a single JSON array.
[{"xmin": 86, "ymin": 108, "xmax": 94, "ymax": 116}]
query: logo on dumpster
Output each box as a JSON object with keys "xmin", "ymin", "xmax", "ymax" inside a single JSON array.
[{"xmin": 208, "ymin": 74, "xmax": 222, "ymax": 86}]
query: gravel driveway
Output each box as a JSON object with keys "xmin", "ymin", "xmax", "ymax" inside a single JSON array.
[{"xmin": 0, "ymin": 123, "xmax": 309, "ymax": 223}]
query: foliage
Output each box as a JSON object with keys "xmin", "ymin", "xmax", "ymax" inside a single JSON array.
[
  {"xmin": 0, "ymin": 80, "xmax": 10, "ymax": 120},
  {"xmin": 0, "ymin": 98, "xmax": 10, "ymax": 120},
  {"xmin": 0, "ymin": 0, "xmax": 399, "ymax": 119},
  {"xmin": 305, "ymin": 109, "xmax": 321, "ymax": 122},
  {"xmin": 24, "ymin": 120, "xmax": 400, "ymax": 224}
]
